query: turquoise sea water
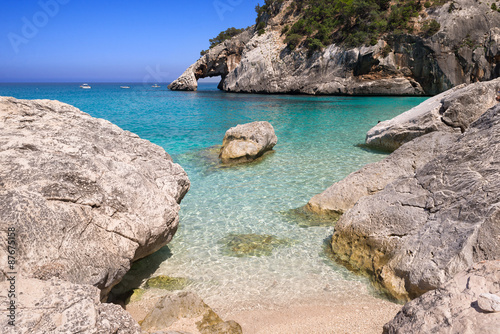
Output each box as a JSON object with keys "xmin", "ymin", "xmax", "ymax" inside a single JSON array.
[{"xmin": 0, "ymin": 83, "xmax": 426, "ymax": 310}]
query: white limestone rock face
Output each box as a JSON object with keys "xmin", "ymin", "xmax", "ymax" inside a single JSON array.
[
  {"xmin": 383, "ymin": 261, "xmax": 500, "ymax": 333},
  {"xmin": 0, "ymin": 97, "xmax": 190, "ymax": 297},
  {"xmin": 219, "ymin": 121, "xmax": 277, "ymax": 164},
  {"xmin": 365, "ymin": 78, "xmax": 500, "ymax": 151},
  {"xmin": 223, "ymin": 32, "xmax": 424, "ymax": 96},
  {"xmin": 305, "ymin": 131, "xmax": 459, "ymax": 217},
  {"xmin": 171, "ymin": 0, "xmax": 500, "ymax": 96},
  {"xmin": 167, "ymin": 29, "xmax": 253, "ymax": 91},
  {"xmin": 0, "ymin": 278, "xmax": 141, "ymax": 334}
]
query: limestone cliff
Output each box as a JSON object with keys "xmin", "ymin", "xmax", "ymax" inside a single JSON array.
[{"xmin": 169, "ymin": 0, "xmax": 500, "ymax": 95}]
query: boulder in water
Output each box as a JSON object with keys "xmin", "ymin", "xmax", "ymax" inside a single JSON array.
[
  {"xmin": 0, "ymin": 97, "xmax": 190, "ymax": 297},
  {"xmin": 219, "ymin": 121, "xmax": 277, "ymax": 164}
]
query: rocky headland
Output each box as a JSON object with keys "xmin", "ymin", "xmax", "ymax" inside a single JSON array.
[
  {"xmin": 365, "ymin": 78, "xmax": 500, "ymax": 151},
  {"xmin": 169, "ymin": 0, "xmax": 500, "ymax": 95},
  {"xmin": 332, "ymin": 103, "xmax": 500, "ymax": 300}
]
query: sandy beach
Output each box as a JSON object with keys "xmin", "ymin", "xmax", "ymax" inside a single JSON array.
[
  {"xmin": 221, "ymin": 296, "xmax": 402, "ymax": 334},
  {"xmin": 126, "ymin": 288, "xmax": 402, "ymax": 334}
]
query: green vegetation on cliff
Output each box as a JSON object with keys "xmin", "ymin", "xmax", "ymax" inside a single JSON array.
[
  {"xmin": 200, "ymin": 27, "xmax": 246, "ymax": 56},
  {"xmin": 201, "ymin": 0, "xmax": 444, "ymax": 56},
  {"xmin": 255, "ymin": 0, "xmax": 442, "ymax": 51}
]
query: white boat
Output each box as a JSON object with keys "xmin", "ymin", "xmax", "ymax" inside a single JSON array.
[
  {"xmin": 120, "ymin": 86, "xmax": 130, "ymax": 89},
  {"xmin": 80, "ymin": 83, "xmax": 91, "ymax": 89},
  {"xmin": 152, "ymin": 84, "xmax": 160, "ymax": 88}
]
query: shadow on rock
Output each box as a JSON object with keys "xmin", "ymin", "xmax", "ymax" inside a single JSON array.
[{"xmin": 108, "ymin": 246, "xmax": 173, "ymax": 303}]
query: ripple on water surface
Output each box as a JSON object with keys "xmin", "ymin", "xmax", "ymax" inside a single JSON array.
[{"xmin": 140, "ymin": 89, "xmax": 425, "ymax": 310}]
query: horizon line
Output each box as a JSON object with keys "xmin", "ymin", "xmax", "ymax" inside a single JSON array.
[{"xmin": 0, "ymin": 81, "xmax": 220, "ymax": 84}]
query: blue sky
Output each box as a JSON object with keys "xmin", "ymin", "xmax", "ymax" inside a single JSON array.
[{"xmin": 0, "ymin": 0, "xmax": 260, "ymax": 82}]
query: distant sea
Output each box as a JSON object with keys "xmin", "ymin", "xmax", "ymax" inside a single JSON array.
[{"xmin": 0, "ymin": 82, "xmax": 426, "ymax": 309}]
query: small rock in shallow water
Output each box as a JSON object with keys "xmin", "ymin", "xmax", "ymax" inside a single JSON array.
[
  {"xmin": 199, "ymin": 319, "xmax": 242, "ymax": 334},
  {"xmin": 145, "ymin": 276, "xmax": 190, "ymax": 291},
  {"xmin": 140, "ymin": 291, "xmax": 242, "ymax": 333},
  {"xmin": 219, "ymin": 121, "xmax": 277, "ymax": 164},
  {"xmin": 478, "ymin": 293, "xmax": 500, "ymax": 312},
  {"xmin": 218, "ymin": 233, "xmax": 294, "ymax": 257},
  {"xmin": 126, "ymin": 288, "xmax": 146, "ymax": 304}
]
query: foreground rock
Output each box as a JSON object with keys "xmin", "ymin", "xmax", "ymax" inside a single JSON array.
[
  {"xmin": 365, "ymin": 78, "xmax": 500, "ymax": 151},
  {"xmin": 219, "ymin": 121, "xmax": 277, "ymax": 164},
  {"xmin": 0, "ymin": 278, "xmax": 141, "ymax": 334},
  {"xmin": 383, "ymin": 261, "xmax": 500, "ymax": 333},
  {"xmin": 305, "ymin": 131, "xmax": 458, "ymax": 217},
  {"xmin": 0, "ymin": 97, "xmax": 190, "ymax": 297},
  {"xmin": 171, "ymin": 0, "xmax": 500, "ymax": 95},
  {"xmin": 478, "ymin": 293, "xmax": 500, "ymax": 313},
  {"xmin": 138, "ymin": 291, "xmax": 242, "ymax": 334},
  {"xmin": 331, "ymin": 104, "xmax": 500, "ymax": 301}
]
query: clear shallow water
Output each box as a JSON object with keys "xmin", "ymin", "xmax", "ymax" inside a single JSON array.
[{"xmin": 0, "ymin": 83, "xmax": 425, "ymax": 309}]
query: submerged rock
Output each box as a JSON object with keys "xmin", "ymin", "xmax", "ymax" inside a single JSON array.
[
  {"xmin": 145, "ymin": 276, "xmax": 190, "ymax": 291},
  {"xmin": 365, "ymin": 78, "xmax": 500, "ymax": 151},
  {"xmin": 0, "ymin": 97, "xmax": 190, "ymax": 297},
  {"xmin": 219, "ymin": 121, "xmax": 277, "ymax": 164},
  {"xmin": 331, "ymin": 104, "xmax": 500, "ymax": 301},
  {"xmin": 0, "ymin": 278, "xmax": 141, "ymax": 334},
  {"xmin": 283, "ymin": 206, "xmax": 340, "ymax": 227},
  {"xmin": 383, "ymin": 261, "xmax": 500, "ymax": 333},
  {"xmin": 219, "ymin": 233, "xmax": 293, "ymax": 257},
  {"xmin": 140, "ymin": 291, "xmax": 242, "ymax": 334},
  {"xmin": 126, "ymin": 288, "xmax": 147, "ymax": 303}
]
